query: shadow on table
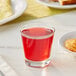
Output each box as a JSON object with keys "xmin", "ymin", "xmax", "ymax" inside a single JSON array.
[
  {"xmin": 48, "ymin": 7, "xmax": 76, "ymax": 15},
  {"xmin": 1, "ymin": 8, "xmax": 76, "ymax": 27},
  {"xmin": 4, "ymin": 13, "xmax": 37, "ymax": 25},
  {"xmin": 0, "ymin": 13, "xmax": 37, "ymax": 32}
]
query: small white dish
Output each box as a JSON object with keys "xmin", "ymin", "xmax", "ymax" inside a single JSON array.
[
  {"xmin": 0, "ymin": 0, "xmax": 27, "ymax": 25},
  {"xmin": 59, "ymin": 31, "xmax": 76, "ymax": 54},
  {"xmin": 37, "ymin": 0, "xmax": 76, "ymax": 9}
]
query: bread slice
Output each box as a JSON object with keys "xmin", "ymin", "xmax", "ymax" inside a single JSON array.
[
  {"xmin": 64, "ymin": 39, "xmax": 76, "ymax": 52},
  {"xmin": 59, "ymin": 0, "xmax": 76, "ymax": 5},
  {"xmin": 0, "ymin": 0, "xmax": 13, "ymax": 20}
]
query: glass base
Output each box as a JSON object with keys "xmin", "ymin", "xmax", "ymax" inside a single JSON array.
[{"xmin": 25, "ymin": 58, "xmax": 51, "ymax": 68}]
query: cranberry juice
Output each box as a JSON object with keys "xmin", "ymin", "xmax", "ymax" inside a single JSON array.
[{"xmin": 21, "ymin": 27, "xmax": 54, "ymax": 61}]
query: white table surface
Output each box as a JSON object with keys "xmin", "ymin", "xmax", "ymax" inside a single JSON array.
[{"xmin": 0, "ymin": 11, "xmax": 76, "ymax": 76}]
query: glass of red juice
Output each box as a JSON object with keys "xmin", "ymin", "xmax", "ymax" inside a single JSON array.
[{"xmin": 21, "ymin": 25, "xmax": 55, "ymax": 68}]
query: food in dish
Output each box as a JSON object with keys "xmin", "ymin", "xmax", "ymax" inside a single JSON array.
[
  {"xmin": 59, "ymin": 0, "xmax": 76, "ymax": 5},
  {"xmin": 52, "ymin": 0, "xmax": 76, "ymax": 5},
  {"xmin": 0, "ymin": 0, "xmax": 13, "ymax": 20},
  {"xmin": 64, "ymin": 39, "xmax": 76, "ymax": 52}
]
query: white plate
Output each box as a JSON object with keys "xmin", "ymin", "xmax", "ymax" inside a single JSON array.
[
  {"xmin": 37, "ymin": 0, "xmax": 76, "ymax": 9},
  {"xmin": 59, "ymin": 31, "xmax": 76, "ymax": 54},
  {"xmin": 0, "ymin": 0, "xmax": 27, "ymax": 25}
]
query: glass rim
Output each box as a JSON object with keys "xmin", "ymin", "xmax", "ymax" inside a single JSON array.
[{"xmin": 21, "ymin": 27, "xmax": 55, "ymax": 39}]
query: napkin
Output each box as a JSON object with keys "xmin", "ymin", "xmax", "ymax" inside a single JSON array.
[{"xmin": 0, "ymin": 56, "xmax": 18, "ymax": 76}]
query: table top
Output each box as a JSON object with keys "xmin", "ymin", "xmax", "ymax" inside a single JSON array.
[{"xmin": 0, "ymin": 11, "xmax": 76, "ymax": 76}]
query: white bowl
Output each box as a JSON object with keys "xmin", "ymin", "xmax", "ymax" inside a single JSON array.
[
  {"xmin": 0, "ymin": 0, "xmax": 27, "ymax": 25},
  {"xmin": 59, "ymin": 31, "xmax": 76, "ymax": 54}
]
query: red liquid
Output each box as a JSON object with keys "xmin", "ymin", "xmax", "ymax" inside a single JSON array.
[{"xmin": 21, "ymin": 27, "xmax": 54, "ymax": 61}]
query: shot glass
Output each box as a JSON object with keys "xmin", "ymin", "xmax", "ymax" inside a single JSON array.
[{"xmin": 21, "ymin": 24, "xmax": 55, "ymax": 68}]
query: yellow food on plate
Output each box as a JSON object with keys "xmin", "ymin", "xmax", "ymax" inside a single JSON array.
[
  {"xmin": 0, "ymin": 0, "xmax": 13, "ymax": 20},
  {"xmin": 64, "ymin": 39, "xmax": 76, "ymax": 52}
]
